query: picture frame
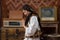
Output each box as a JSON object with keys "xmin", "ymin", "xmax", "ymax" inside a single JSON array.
[{"xmin": 39, "ymin": 6, "xmax": 57, "ymax": 21}]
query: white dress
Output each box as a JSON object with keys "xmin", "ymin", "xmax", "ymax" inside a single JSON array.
[{"xmin": 24, "ymin": 16, "xmax": 41, "ymax": 40}]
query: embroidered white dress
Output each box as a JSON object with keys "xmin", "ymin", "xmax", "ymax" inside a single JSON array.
[{"xmin": 24, "ymin": 16, "xmax": 41, "ymax": 40}]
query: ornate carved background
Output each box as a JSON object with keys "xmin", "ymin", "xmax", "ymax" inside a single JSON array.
[
  {"xmin": 2, "ymin": 0, "xmax": 58, "ymax": 18},
  {"xmin": 6, "ymin": 0, "xmax": 57, "ymax": 11}
]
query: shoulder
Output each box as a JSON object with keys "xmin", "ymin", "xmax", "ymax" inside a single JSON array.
[{"xmin": 30, "ymin": 16, "xmax": 37, "ymax": 20}]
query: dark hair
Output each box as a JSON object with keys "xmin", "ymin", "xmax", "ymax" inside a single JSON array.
[
  {"xmin": 22, "ymin": 4, "xmax": 34, "ymax": 13},
  {"xmin": 22, "ymin": 4, "xmax": 42, "ymax": 31}
]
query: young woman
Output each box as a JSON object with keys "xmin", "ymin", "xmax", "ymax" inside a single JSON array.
[{"xmin": 22, "ymin": 4, "xmax": 42, "ymax": 40}]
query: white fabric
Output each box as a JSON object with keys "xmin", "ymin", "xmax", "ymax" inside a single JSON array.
[{"xmin": 24, "ymin": 16, "xmax": 41, "ymax": 40}]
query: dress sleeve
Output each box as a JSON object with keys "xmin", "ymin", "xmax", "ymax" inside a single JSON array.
[{"xmin": 26, "ymin": 16, "xmax": 39, "ymax": 36}]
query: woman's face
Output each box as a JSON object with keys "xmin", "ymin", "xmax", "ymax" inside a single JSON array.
[{"xmin": 23, "ymin": 10, "xmax": 30, "ymax": 16}]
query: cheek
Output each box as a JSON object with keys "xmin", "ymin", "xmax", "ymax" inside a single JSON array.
[{"xmin": 24, "ymin": 12, "xmax": 27, "ymax": 15}]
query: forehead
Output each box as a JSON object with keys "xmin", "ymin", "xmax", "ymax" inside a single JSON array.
[
  {"xmin": 23, "ymin": 10, "xmax": 27, "ymax": 11},
  {"xmin": 23, "ymin": 10, "xmax": 28, "ymax": 12},
  {"xmin": 22, "ymin": 9, "xmax": 31, "ymax": 13}
]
